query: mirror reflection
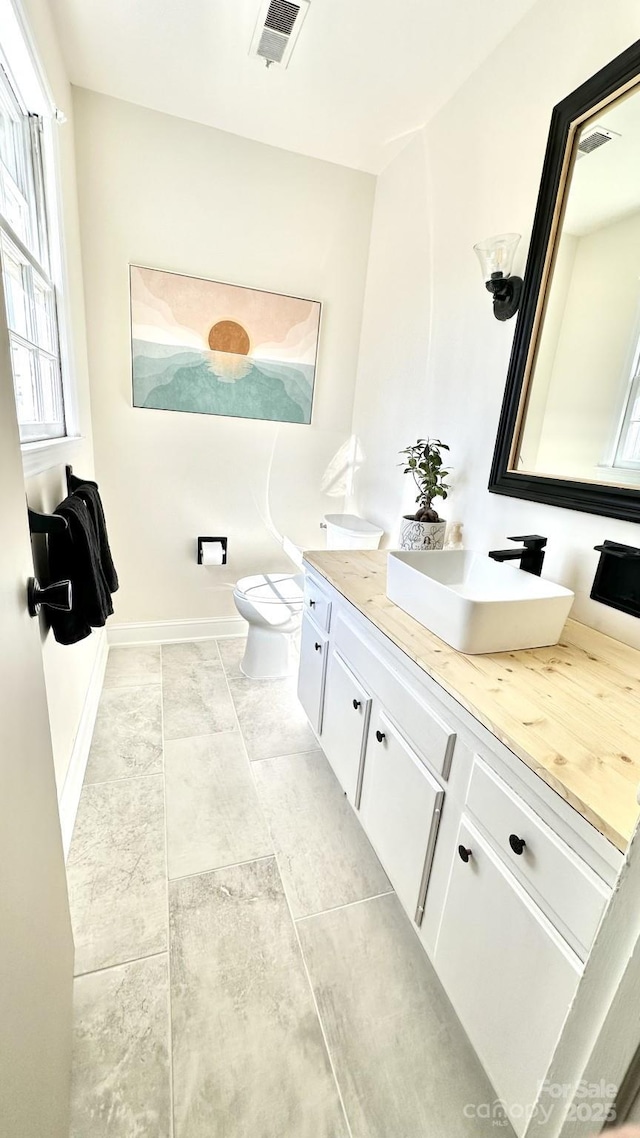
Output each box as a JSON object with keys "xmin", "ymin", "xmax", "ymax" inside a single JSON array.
[{"xmin": 515, "ymin": 86, "xmax": 640, "ymax": 487}]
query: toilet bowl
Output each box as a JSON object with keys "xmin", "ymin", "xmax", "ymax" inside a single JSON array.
[
  {"xmin": 233, "ymin": 513, "xmax": 383, "ymax": 680},
  {"xmin": 233, "ymin": 573, "xmax": 305, "ymax": 679}
]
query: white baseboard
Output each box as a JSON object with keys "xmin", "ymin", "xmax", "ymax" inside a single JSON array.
[
  {"xmin": 107, "ymin": 616, "xmax": 247, "ymax": 646},
  {"xmin": 59, "ymin": 630, "xmax": 109, "ymax": 861}
]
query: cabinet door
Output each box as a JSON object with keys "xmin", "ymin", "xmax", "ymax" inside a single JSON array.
[
  {"xmin": 359, "ymin": 711, "xmax": 444, "ymax": 925},
  {"xmin": 297, "ymin": 614, "xmax": 329, "ymax": 734},
  {"xmin": 321, "ymin": 651, "xmax": 371, "ymax": 804},
  {"xmin": 435, "ymin": 817, "xmax": 582, "ymax": 1137}
]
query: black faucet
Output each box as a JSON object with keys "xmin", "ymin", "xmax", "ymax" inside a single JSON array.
[{"xmin": 488, "ymin": 535, "xmax": 547, "ymax": 576}]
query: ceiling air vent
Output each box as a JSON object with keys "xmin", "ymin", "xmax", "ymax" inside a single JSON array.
[
  {"xmin": 249, "ymin": 0, "xmax": 310, "ymax": 69},
  {"xmin": 576, "ymin": 124, "xmax": 620, "ymax": 160}
]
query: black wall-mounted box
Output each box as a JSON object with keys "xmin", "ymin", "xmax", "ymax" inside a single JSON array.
[
  {"xmin": 591, "ymin": 541, "xmax": 640, "ymax": 618},
  {"xmin": 197, "ymin": 536, "xmax": 228, "ymax": 565}
]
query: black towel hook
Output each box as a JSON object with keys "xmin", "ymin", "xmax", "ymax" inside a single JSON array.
[
  {"xmin": 28, "ymin": 507, "xmax": 68, "ymax": 535},
  {"xmin": 66, "ymin": 464, "xmax": 98, "ymax": 494}
]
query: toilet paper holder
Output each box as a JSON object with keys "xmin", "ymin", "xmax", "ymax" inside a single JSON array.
[{"xmin": 197, "ymin": 536, "xmax": 228, "ymax": 565}]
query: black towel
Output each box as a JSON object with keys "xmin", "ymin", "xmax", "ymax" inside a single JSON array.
[
  {"xmin": 67, "ymin": 475, "xmax": 119, "ymax": 594},
  {"xmin": 47, "ymin": 495, "xmax": 114, "ymax": 645}
]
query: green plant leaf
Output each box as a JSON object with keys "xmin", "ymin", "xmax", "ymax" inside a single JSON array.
[{"xmin": 400, "ymin": 436, "xmax": 451, "ymax": 510}]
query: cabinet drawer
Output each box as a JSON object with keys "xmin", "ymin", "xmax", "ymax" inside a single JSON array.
[
  {"xmin": 335, "ymin": 617, "xmax": 456, "ymax": 779},
  {"xmin": 466, "ymin": 757, "xmax": 610, "ymax": 958},
  {"xmin": 435, "ymin": 817, "xmax": 582, "ymax": 1136},
  {"xmin": 359, "ymin": 710, "xmax": 444, "ymax": 925},
  {"xmin": 303, "ymin": 576, "xmax": 332, "ymax": 632},
  {"xmin": 297, "ymin": 615, "xmax": 329, "ymax": 734},
  {"xmin": 321, "ymin": 651, "xmax": 372, "ymax": 803}
]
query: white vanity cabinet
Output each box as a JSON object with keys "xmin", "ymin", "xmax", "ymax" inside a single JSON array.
[
  {"xmin": 359, "ymin": 709, "xmax": 444, "ymax": 925},
  {"xmin": 297, "ymin": 563, "xmax": 619, "ymax": 1128},
  {"xmin": 435, "ymin": 818, "xmax": 582, "ymax": 1136}
]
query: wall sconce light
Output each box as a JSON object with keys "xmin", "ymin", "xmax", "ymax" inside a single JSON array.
[{"xmin": 473, "ymin": 233, "xmax": 523, "ymax": 321}]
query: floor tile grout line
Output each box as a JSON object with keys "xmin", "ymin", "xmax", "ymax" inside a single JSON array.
[
  {"xmin": 217, "ymin": 652, "xmax": 355, "ymax": 1138},
  {"xmin": 84, "ymin": 768, "xmax": 163, "ymax": 788},
  {"xmin": 79, "ymin": 769, "xmax": 165, "ymax": 793},
  {"xmin": 74, "ymin": 949, "xmax": 168, "ymax": 981},
  {"xmin": 286, "ymin": 903, "xmax": 355, "ymax": 1138},
  {"xmin": 101, "ymin": 680, "xmax": 162, "ymax": 691},
  {"xmin": 295, "ymin": 889, "xmax": 396, "ymax": 923},
  {"xmin": 159, "ymin": 643, "xmax": 176, "ymax": 1138},
  {"xmin": 162, "ymin": 727, "xmax": 242, "ymax": 745},
  {"xmin": 169, "ymin": 853, "xmax": 276, "ymax": 884},
  {"xmin": 248, "ymin": 745, "xmax": 323, "ymax": 763}
]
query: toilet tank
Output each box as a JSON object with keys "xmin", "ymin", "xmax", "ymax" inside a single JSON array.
[{"xmin": 324, "ymin": 513, "xmax": 384, "ymax": 551}]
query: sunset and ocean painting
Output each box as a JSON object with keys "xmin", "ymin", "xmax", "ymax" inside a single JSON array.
[{"xmin": 130, "ymin": 266, "xmax": 321, "ymax": 424}]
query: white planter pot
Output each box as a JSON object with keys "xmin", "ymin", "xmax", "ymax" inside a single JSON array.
[{"xmin": 399, "ymin": 517, "xmax": 446, "ymax": 551}]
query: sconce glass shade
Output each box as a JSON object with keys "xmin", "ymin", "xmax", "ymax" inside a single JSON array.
[{"xmin": 473, "ymin": 233, "xmax": 521, "ymax": 281}]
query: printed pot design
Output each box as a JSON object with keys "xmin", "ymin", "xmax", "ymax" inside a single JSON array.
[{"xmin": 399, "ymin": 518, "xmax": 446, "ymax": 551}]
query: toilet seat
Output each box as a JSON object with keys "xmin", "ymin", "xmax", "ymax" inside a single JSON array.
[{"xmin": 234, "ymin": 573, "xmax": 304, "ymax": 607}]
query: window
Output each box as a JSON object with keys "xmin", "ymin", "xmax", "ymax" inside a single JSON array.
[
  {"xmin": 0, "ymin": 63, "xmax": 65, "ymax": 442},
  {"xmin": 614, "ymin": 342, "xmax": 640, "ymax": 471}
]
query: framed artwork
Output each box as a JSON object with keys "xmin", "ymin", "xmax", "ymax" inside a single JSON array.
[{"xmin": 130, "ymin": 265, "xmax": 321, "ymax": 424}]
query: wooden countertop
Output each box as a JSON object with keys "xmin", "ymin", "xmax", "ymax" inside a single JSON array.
[{"xmin": 304, "ymin": 550, "xmax": 640, "ymax": 853}]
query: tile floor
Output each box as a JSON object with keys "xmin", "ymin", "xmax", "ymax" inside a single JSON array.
[{"xmin": 67, "ymin": 637, "xmax": 500, "ymax": 1137}]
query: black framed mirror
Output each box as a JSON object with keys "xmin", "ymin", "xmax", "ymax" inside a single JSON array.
[{"xmin": 489, "ymin": 40, "xmax": 640, "ymax": 522}]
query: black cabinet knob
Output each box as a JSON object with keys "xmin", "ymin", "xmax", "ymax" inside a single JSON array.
[
  {"xmin": 27, "ymin": 577, "xmax": 72, "ymax": 618},
  {"xmin": 375, "ymin": 729, "xmax": 385, "ymax": 743},
  {"xmin": 509, "ymin": 833, "xmax": 526, "ymax": 855},
  {"xmin": 314, "ymin": 642, "xmax": 322, "ymax": 652},
  {"xmin": 352, "ymin": 699, "xmax": 361, "ymax": 710},
  {"xmin": 458, "ymin": 845, "xmax": 472, "ymax": 863},
  {"xmin": 309, "ymin": 599, "xmax": 316, "ymax": 607}
]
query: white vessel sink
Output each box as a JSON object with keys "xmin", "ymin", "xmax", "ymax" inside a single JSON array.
[{"xmin": 386, "ymin": 550, "xmax": 574, "ymax": 654}]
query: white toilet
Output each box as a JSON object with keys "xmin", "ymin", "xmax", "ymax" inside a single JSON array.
[
  {"xmin": 323, "ymin": 513, "xmax": 385, "ymax": 550},
  {"xmin": 233, "ymin": 513, "xmax": 383, "ymax": 680}
]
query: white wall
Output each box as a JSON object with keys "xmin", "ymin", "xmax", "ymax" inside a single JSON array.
[
  {"xmin": 14, "ymin": 0, "xmax": 101, "ymax": 792},
  {"xmin": 349, "ymin": 0, "xmax": 640, "ymax": 649},
  {"xmin": 73, "ymin": 88, "xmax": 375, "ymax": 626}
]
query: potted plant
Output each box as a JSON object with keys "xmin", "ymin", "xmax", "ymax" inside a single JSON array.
[{"xmin": 399, "ymin": 438, "xmax": 451, "ymax": 551}]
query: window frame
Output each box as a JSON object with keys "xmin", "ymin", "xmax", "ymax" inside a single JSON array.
[
  {"xmin": 611, "ymin": 343, "xmax": 640, "ymax": 473},
  {"xmin": 0, "ymin": 23, "xmax": 81, "ymax": 475}
]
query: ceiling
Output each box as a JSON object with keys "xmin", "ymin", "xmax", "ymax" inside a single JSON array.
[
  {"xmin": 48, "ymin": 0, "xmax": 539, "ymax": 173},
  {"xmin": 564, "ymin": 88, "xmax": 640, "ymax": 236}
]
